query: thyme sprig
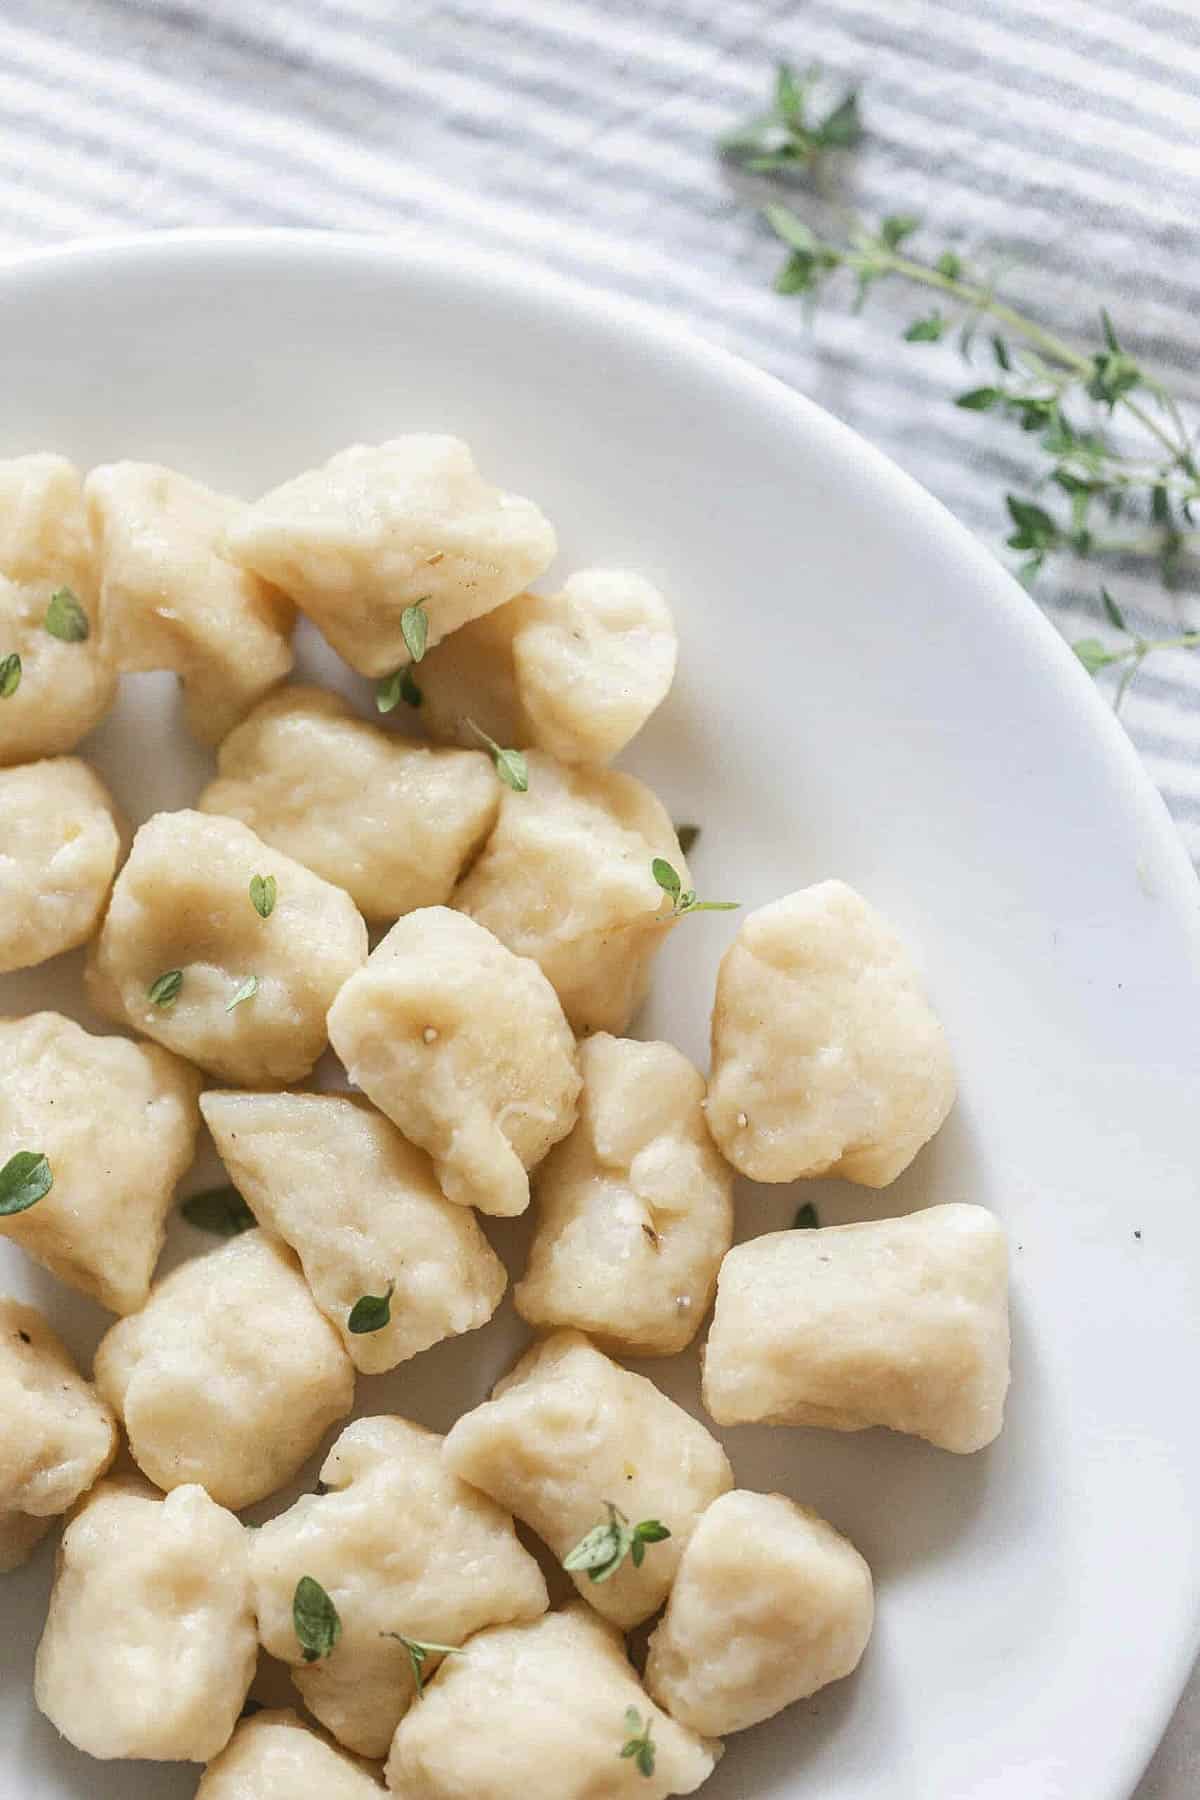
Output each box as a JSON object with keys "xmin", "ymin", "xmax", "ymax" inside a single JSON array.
[{"xmin": 723, "ymin": 65, "xmax": 1200, "ymax": 704}]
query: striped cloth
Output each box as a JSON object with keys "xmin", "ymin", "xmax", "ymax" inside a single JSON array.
[
  {"xmin": 1, "ymin": 1, "xmax": 1199, "ymax": 866},
  {"xmin": 0, "ymin": 2, "xmax": 1195, "ymax": 1788}
]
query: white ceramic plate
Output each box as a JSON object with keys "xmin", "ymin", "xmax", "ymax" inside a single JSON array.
[{"xmin": 1, "ymin": 231, "xmax": 1198, "ymax": 1800}]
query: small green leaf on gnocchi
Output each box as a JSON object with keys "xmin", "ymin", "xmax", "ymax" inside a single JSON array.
[
  {"xmin": 44, "ymin": 586, "xmax": 90, "ymax": 642},
  {"xmin": 293, "ymin": 1575, "xmax": 341, "ymax": 1663},
  {"xmin": 0, "ymin": 1151, "xmax": 52, "ymax": 1217}
]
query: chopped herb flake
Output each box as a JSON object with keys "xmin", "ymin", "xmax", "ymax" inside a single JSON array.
[
  {"xmin": 400, "ymin": 600, "xmax": 430, "ymax": 663},
  {"xmin": 465, "ymin": 718, "xmax": 528, "ymax": 792},
  {"xmin": 181, "ymin": 1186, "xmax": 256, "ymax": 1237},
  {"xmin": 226, "ymin": 975, "xmax": 259, "ymax": 1012},
  {"xmin": 249, "ymin": 874, "xmax": 277, "ymax": 919},
  {"xmin": 44, "ymin": 587, "xmax": 89, "ymax": 642},
  {"xmin": 148, "ymin": 969, "xmax": 184, "ymax": 1008},
  {"xmin": 0, "ymin": 1151, "xmax": 52, "ymax": 1217},
  {"xmin": 293, "ymin": 1576, "xmax": 341, "ymax": 1663},
  {"xmin": 347, "ymin": 1282, "xmax": 395, "ymax": 1334}
]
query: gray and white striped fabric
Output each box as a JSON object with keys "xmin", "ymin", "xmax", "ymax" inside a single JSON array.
[
  {"xmin": 1, "ymin": 1, "xmax": 1198, "ymax": 864},
  {"xmin": 0, "ymin": 1, "xmax": 1195, "ymax": 1787}
]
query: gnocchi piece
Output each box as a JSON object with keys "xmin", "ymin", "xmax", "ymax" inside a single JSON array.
[
  {"xmin": 94, "ymin": 1231, "xmax": 355, "ymax": 1508},
  {"xmin": 0, "ymin": 1299, "xmax": 117, "ymax": 1571},
  {"xmin": 702, "ymin": 1204, "xmax": 1010, "ymax": 1454},
  {"xmin": 515, "ymin": 1034, "xmax": 733, "ymax": 1356},
  {"xmin": 198, "ymin": 685, "xmax": 498, "ymax": 922},
  {"xmin": 327, "ymin": 906, "xmax": 580, "ymax": 1218},
  {"xmin": 419, "ymin": 569, "xmax": 677, "ymax": 765},
  {"xmin": 384, "ymin": 1602, "xmax": 718, "ymax": 1800},
  {"xmin": 251, "ymin": 1416, "xmax": 548, "ymax": 1759},
  {"xmin": 443, "ymin": 1330, "xmax": 733, "ymax": 1630},
  {"xmin": 34, "ymin": 1477, "xmax": 256, "ymax": 1762},
  {"xmin": 644, "ymin": 1490, "xmax": 874, "ymax": 1734},
  {"xmin": 406, "ymin": 600, "xmax": 523, "ymax": 751},
  {"xmin": 0, "ymin": 1012, "xmax": 201, "ymax": 1314},
  {"xmin": 86, "ymin": 808, "xmax": 368, "ymax": 1086},
  {"xmin": 201, "ymin": 1090, "xmax": 507, "ymax": 1374},
  {"xmin": 453, "ymin": 751, "xmax": 687, "ymax": 1036},
  {"xmin": 197, "ymin": 1709, "xmax": 383, "ymax": 1799},
  {"xmin": 0, "ymin": 757, "xmax": 122, "ymax": 974},
  {"xmin": 224, "ymin": 436, "xmax": 557, "ymax": 678},
  {"xmin": 85, "ymin": 461, "xmax": 295, "ymax": 746},
  {"xmin": 706, "ymin": 880, "xmax": 956, "ymax": 1187},
  {"xmin": 0, "ymin": 454, "xmax": 117, "ymax": 767}
]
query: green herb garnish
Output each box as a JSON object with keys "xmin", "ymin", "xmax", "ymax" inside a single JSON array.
[
  {"xmin": 381, "ymin": 1632, "xmax": 461, "ymax": 1699},
  {"xmin": 377, "ymin": 667, "xmax": 423, "ymax": 712},
  {"xmin": 1073, "ymin": 616, "xmax": 1200, "ymax": 710},
  {"xmin": 44, "ymin": 587, "xmax": 89, "ymax": 642},
  {"xmin": 719, "ymin": 61, "xmax": 861, "ymax": 172},
  {"xmin": 249, "ymin": 874, "xmax": 277, "ymax": 919},
  {"xmin": 620, "ymin": 1708, "xmax": 656, "ymax": 1779},
  {"xmin": 148, "ymin": 969, "xmax": 184, "ymax": 1008},
  {"xmin": 0, "ymin": 1152, "xmax": 52, "ymax": 1217},
  {"xmin": 563, "ymin": 1503, "xmax": 671, "ymax": 1584},
  {"xmin": 400, "ymin": 599, "xmax": 430, "ymax": 664},
  {"xmin": 651, "ymin": 859, "xmax": 738, "ymax": 918},
  {"xmin": 293, "ymin": 1576, "xmax": 341, "ymax": 1663},
  {"xmin": 347, "ymin": 1281, "xmax": 395, "ymax": 1334},
  {"xmin": 0, "ymin": 653, "xmax": 20, "ymax": 697},
  {"xmin": 181, "ymin": 1186, "xmax": 256, "ymax": 1237},
  {"xmin": 723, "ymin": 66, "xmax": 1200, "ymax": 706},
  {"xmin": 226, "ymin": 975, "xmax": 258, "ymax": 1012},
  {"xmin": 465, "ymin": 719, "xmax": 528, "ymax": 793}
]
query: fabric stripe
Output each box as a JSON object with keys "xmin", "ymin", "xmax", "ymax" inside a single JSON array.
[{"xmin": 0, "ymin": 0, "xmax": 1195, "ymax": 893}]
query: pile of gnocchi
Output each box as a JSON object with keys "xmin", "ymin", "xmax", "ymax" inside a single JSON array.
[{"xmin": 0, "ymin": 439, "xmax": 1010, "ymax": 1798}]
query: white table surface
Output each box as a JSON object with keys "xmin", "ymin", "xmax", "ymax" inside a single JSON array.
[{"xmin": 0, "ymin": 0, "xmax": 1195, "ymax": 1790}]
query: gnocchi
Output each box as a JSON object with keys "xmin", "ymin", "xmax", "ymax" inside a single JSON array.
[
  {"xmin": 0, "ymin": 454, "xmax": 116, "ymax": 767},
  {"xmin": 443, "ymin": 1329, "xmax": 733, "ymax": 1629},
  {"xmin": 418, "ymin": 568, "xmax": 677, "ymax": 765},
  {"xmin": 385, "ymin": 1602, "xmax": 719, "ymax": 1799},
  {"xmin": 644, "ymin": 1490, "xmax": 874, "ymax": 1734},
  {"xmin": 200, "ymin": 1089, "xmax": 507, "ymax": 1374},
  {"xmin": 86, "ymin": 808, "xmax": 368, "ymax": 1086},
  {"xmin": 94, "ymin": 1231, "xmax": 356, "ymax": 1508},
  {"xmin": 35, "ymin": 1477, "xmax": 256, "ymax": 1762},
  {"xmin": 706, "ymin": 880, "xmax": 956, "ymax": 1186},
  {"xmin": 702, "ymin": 1204, "xmax": 1011, "ymax": 1453},
  {"xmin": 85, "ymin": 461, "xmax": 295, "ymax": 746},
  {"xmin": 327, "ymin": 905, "xmax": 580, "ymax": 1217},
  {"xmin": 0, "ymin": 1298, "xmax": 117, "ymax": 1572},
  {"xmin": 0, "ymin": 757, "xmax": 122, "ymax": 975},
  {"xmin": 0, "ymin": 1012, "xmax": 202, "ymax": 1314},
  {"xmin": 453, "ymin": 750, "xmax": 687, "ymax": 1035},
  {"xmin": 224, "ymin": 435, "xmax": 557, "ymax": 677},
  {"xmin": 250, "ymin": 1416, "xmax": 548, "ymax": 1758},
  {"xmin": 0, "ymin": 426, "xmax": 1016, "ymax": 1797},
  {"xmin": 197, "ymin": 1709, "xmax": 384, "ymax": 1799},
  {"xmin": 199, "ymin": 684, "xmax": 498, "ymax": 921},
  {"xmin": 515, "ymin": 1033, "xmax": 733, "ymax": 1355}
]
